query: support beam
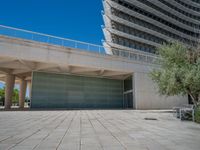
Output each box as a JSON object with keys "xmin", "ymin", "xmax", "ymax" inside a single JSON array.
[
  {"xmin": 12, "ymin": 69, "xmax": 31, "ymax": 75},
  {"xmin": 0, "ymin": 68, "xmax": 13, "ymax": 74},
  {"xmin": 35, "ymin": 63, "xmax": 58, "ymax": 70},
  {"xmin": 123, "ymin": 74, "xmax": 132, "ymax": 80},
  {"xmin": 18, "ymin": 60, "xmax": 35, "ymax": 70},
  {"xmin": 71, "ymin": 67, "xmax": 100, "ymax": 74},
  {"xmin": 19, "ymin": 78, "xmax": 27, "ymax": 109},
  {"xmin": 0, "ymin": 59, "xmax": 16, "ymax": 65},
  {"xmin": 5, "ymin": 74, "xmax": 15, "ymax": 109},
  {"xmin": 58, "ymin": 65, "xmax": 71, "ymax": 73},
  {"xmin": 98, "ymin": 69, "xmax": 105, "ymax": 76},
  {"xmin": 102, "ymin": 71, "xmax": 130, "ymax": 77}
]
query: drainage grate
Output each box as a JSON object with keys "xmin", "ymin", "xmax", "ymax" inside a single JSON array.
[{"xmin": 144, "ymin": 117, "xmax": 158, "ymax": 120}]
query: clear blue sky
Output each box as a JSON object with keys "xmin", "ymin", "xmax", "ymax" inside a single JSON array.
[
  {"xmin": 0, "ymin": 0, "xmax": 104, "ymax": 45},
  {"xmin": 0, "ymin": 0, "xmax": 104, "ymax": 90}
]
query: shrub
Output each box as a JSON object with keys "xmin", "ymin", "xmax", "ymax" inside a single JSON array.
[{"xmin": 194, "ymin": 106, "xmax": 200, "ymax": 123}]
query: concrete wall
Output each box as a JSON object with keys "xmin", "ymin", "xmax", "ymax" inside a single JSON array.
[{"xmin": 134, "ymin": 72, "xmax": 187, "ymax": 109}]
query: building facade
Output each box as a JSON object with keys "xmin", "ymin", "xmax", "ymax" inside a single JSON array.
[
  {"xmin": 102, "ymin": 0, "xmax": 200, "ymax": 56},
  {"xmin": 2, "ymin": 0, "xmax": 200, "ymax": 109},
  {"xmin": 0, "ymin": 35, "xmax": 186, "ymax": 110}
]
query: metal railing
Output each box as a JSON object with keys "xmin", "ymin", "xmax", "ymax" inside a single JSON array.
[
  {"xmin": 0, "ymin": 24, "xmax": 159, "ymax": 64},
  {"xmin": 0, "ymin": 25, "xmax": 105, "ymax": 54},
  {"xmin": 112, "ymin": 48, "xmax": 159, "ymax": 64}
]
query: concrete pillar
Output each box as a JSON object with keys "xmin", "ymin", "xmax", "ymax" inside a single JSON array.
[
  {"xmin": 28, "ymin": 81, "xmax": 32, "ymax": 99},
  {"xmin": 5, "ymin": 74, "xmax": 15, "ymax": 109},
  {"xmin": 132, "ymin": 73, "xmax": 136, "ymax": 109},
  {"xmin": 19, "ymin": 78, "xmax": 27, "ymax": 109}
]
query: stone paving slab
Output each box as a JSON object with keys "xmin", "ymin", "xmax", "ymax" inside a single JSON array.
[{"xmin": 0, "ymin": 110, "xmax": 200, "ymax": 150}]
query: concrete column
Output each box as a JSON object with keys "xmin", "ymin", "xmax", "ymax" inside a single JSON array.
[
  {"xmin": 19, "ymin": 78, "xmax": 27, "ymax": 109},
  {"xmin": 132, "ymin": 73, "xmax": 136, "ymax": 109},
  {"xmin": 28, "ymin": 81, "xmax": 32, "ymax": 99},
  {"xmin": 5, "ymin": 74, "xmax": 15, "ymax": 109}
]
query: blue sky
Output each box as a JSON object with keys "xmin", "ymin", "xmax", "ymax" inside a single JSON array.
[
  {"xmin": 0, "ymin": 0, "xmax": 104, "ymax": 90},
  {"xmin": 0, "ymin": 0, "xmax": 104, "ymax": 45}
]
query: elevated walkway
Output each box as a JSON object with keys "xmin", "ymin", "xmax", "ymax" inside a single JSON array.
[{"xmin": 0, "ymin": 25, "xmax": 158, "ymax": 81}]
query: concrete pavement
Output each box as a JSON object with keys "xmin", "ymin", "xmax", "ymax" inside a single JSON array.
[{"xmin": 0, "ymin": 110, "xmax": 200, "ymax": 150}]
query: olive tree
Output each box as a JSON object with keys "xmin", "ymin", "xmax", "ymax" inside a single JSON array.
[{"xmin": 150, "ymin": 42, "xmax": 200, "ymax": 107}]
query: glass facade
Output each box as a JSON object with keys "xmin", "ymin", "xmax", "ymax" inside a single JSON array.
[{"xmin": 31, "ymin": 72, "xmax": 124, "ymax": 109}]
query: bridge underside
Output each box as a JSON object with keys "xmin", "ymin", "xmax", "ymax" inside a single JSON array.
[{"xmin": 0, "ymin": 56, "xmax": 131, "ymax": 82}]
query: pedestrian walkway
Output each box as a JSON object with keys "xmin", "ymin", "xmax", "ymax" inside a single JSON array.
[{"xmin": 0, "ymin": 110, "xmax": 200, "ymax": 150}]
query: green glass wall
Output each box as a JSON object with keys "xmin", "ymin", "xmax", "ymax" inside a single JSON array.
[{"xmin": 31, "ymin": 72, "xmax": 123, "ymax": 109}]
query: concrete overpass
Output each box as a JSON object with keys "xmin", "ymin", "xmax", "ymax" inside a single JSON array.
[{"xmin": 0, "ymin": 25, "xmax": 187, "ymax": 109}]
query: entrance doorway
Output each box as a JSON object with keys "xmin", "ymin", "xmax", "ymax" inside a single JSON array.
[
  {"xmin": 123, "ymin": 90, "xmax": 133, "ymax": 108},
  {"xmin": 123, "ymin": 76, "xmax": 134, "ymax": 109}
]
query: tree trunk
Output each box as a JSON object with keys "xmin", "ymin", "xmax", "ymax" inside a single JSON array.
[{"xmin": 189, "ymin": 93, "xmax": 198, "ymax": 107}]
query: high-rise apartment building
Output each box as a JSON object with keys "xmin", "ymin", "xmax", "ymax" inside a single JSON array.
[{"xmin": 102, "ymin": 0, "xmax": 200, "ymax": 56}]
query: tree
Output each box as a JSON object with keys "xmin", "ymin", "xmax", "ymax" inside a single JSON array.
[
  {"xmin": 0, "ymin": 87, "xmax": 19, "ymax": 105},
  {"xmin": 12, "ymin": 88, "xmax": 19, "ymax": 104},
  {"xmin": 0, "ymin": 87, "xmax": 5, "ymax": 105},
  {"xmin": 150, "ymin": 42, "xmax": 200, "ymax": 107}
]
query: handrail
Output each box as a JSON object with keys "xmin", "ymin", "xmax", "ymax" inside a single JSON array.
[
  {"xmin": 0, "ymin": 24, "xmax": 159, "ymax": 64},
  {"xmin": 0, "ymin": 24, "xmax": 105, "ymax": 54},
  {"xmin": 0, "ymin": 25, "xmax": 103, "ymax": 48}
]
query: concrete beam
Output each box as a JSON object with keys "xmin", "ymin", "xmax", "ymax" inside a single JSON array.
[
  {"xmin": 123, "ymin": 74, "xmax": 132, "ymax": 80},
  {"xmin": 25, "ymin": 76, "xmax": 32, "ymax": 81},
  {"xmin": 12, "ymin": 69, "xmax": 31, "ymax": 75},
  {"xmin": 35, "ymin": 63, "xmax": 58, "ymax": 70},
  {"xmin": 0, "ymin": 59, "xmax": 16, "ymax": 65},
  {"xmin": 71, "ymin": 67, "xmax": 100, "ymax": 74},
  {"xmin": 18, "ymin": 60, "xmax": 35, "ymax": 70},
  {"xmin": 102, "ymin": 71, "xmax": 130, "ymax": 77},
  {"xmin": 98, "ymin": 69, "xmax": 105, "ymax": 76},
  {"xmin": 0, "ymin": 68, "xmax": 13, "ymax": 74},
  {"xmin": 0, "ymin": 62, "xmax": 30, "ymax": 70},
  {"xmin": 58, "ymin": 65, "xmax": 71, "ymax": 73}
]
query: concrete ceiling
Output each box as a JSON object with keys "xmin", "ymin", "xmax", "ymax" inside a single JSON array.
[{"xmin": 0, "ymin": 56, "xmax": 132, "ymax": 82}]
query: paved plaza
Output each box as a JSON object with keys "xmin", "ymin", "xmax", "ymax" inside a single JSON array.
[{"xmin": 0, "ymin": 110, "xmax": 200, "ymax": 150}]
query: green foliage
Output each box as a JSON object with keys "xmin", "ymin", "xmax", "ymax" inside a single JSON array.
[
  {"xmin": 195, "ymin": 105, "xmax": 200, "ymax": 123},
  {"xmin": 0, "ymin": 87, "xmax": 19, "ymax": 105},
  {"xmin": 150, "ymin": 42, "xmax": 200, "ymax": 106},
  {"xmin": 0, "ymin": 87, "xmax": 5, "ymax": 105},
  {"xmin": 12, "ymin": 88, "xmax": 19, "ymax": 104}
]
